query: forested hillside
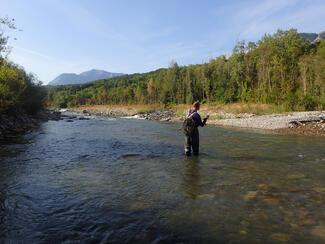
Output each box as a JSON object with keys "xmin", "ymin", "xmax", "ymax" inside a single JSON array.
[
  {"xmin": 48, "ymin": 29, "xmax": 325, "ymax": 111},
  {"xmin": 0, "ymin": 17, "xmax": 46, "ymax": 114},
  {"xmin": 0, "ymin": 59, "xmax": 46, "ymax": 114}
]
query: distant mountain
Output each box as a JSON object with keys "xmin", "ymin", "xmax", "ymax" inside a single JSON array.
[
  {"xmin": 49, "ymin": 69, "xmax": 124, "ymax": 85},
  {"xmin": 300, "ymin": 31, "xmax": 325, "ymax": 43}
]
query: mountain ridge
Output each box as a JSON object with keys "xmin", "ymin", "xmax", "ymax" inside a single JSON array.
[
  {"xmin": 49, "ymin": 69, "xmax": 124, "ymax": 85},
  {"xmin": 299, "ymin": 31, "xmax": 325, "ymax": 43}
]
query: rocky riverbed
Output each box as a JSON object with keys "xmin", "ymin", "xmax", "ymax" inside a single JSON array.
[
  {"xmin": 209, "ymin": 111, "xmax": 325, "ymax": 129},
  {"xmin": 71, "ymin": 107, "xmax": 178, "ymax": 122},
  {"xmin": 277, "ymin": 120, "xmax": 325, "ymax": 136},
  {"xmin": 71, "ymin": 106, "xmax": 325, "ymax": 137}
]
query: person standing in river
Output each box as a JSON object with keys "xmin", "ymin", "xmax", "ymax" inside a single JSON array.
[{"xmin": 183, "ymin": 101, "xmax": 209, "ymax": 156}]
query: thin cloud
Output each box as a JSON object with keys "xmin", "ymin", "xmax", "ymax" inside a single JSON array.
[
  {"xmin": 232, "ymin": 0, "xmax": 324, "ymax": 40},
  {"xmin": 13, "ymin": 46, "xmax": 78, "ymax": 67},
  {"xmin": 40, "ymin": 0, "xmax": 128, "ymax": 42},
  {"xmin": 135, "ymin": 27, "xmax": 178, "ymax": 42},
  {"xmin": 236, "ymin": 0, "xmax": 298, "ymax": 22}
]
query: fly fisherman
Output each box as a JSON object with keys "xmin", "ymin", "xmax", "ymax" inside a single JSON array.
[{"xmin": 183, "ymin": 101, "xmax": 209, "ymax": 156}]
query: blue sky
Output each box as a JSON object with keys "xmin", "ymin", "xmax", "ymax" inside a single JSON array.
[{"xmin": 2, "ymin": 0, "xmax": 325, "ymax": 83}]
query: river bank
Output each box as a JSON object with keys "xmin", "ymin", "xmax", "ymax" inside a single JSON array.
[
  {"xmin": 0, "ymin": 109, "xmax": 62, "ymax": 139},
  {"xmin": 69, "ymin": 105, "xmax": 325, "ymax": 137}
]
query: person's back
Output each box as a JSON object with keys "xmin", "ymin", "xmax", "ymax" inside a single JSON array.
[{"xmin": 184, "ymin": 102, "xmax": 208, "ymax": 156}]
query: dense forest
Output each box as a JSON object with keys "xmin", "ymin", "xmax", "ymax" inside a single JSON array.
[
  {"xmin": 48, "ymin": 29, "xmax": 325, "ymax": 111},
  {"xmin": 0, "ymin": 17, "xmax": 46, "ymax": 114}
]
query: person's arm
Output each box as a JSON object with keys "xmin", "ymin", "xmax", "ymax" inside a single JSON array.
[{"xmin": 196, "ymin": 113, "xmax": 207, "ymax": 127}]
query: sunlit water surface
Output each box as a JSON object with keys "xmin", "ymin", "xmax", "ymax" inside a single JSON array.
[{"xmin": 1, "ymin": 117, "xmax": 325, "ymax": 243}]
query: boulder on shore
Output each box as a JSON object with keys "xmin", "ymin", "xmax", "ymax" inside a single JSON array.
[{"xmin": 0, "ymin": 109, "xmax": 62, "ymax": 138}]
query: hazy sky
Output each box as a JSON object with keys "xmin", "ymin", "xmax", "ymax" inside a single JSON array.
[{"xmin": 2, "ymin": 0, "xmax": 325, "ymax": 83}]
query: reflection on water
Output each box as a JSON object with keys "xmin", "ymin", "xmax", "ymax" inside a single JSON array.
[
  {"xmin": 0, "ymin": 117, "xmax": 325, "ymax": 243},
  {"xmin": 182, "ymin": 157, "xmax": 201, "ymax": 199}
]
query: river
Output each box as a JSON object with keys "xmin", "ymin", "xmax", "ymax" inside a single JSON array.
[{"xmin": 1, "ymin": 116, "xmax": 325, "ymax": 243}]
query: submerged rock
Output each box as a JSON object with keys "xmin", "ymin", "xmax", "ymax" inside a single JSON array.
[
  {"xmin": 128, "ymin": 201, "xmax": 151, "ymax": 210},
  {"xmin": 243, "ymin": 191, "xmax": 258, "ymax": 201},
  {"xmin": 313, "ymin": 187, "xmax": 325, "ymax": 193},
  {"xmin": 239, "ymin": 230, "xmax": 247, "ymax": 235},
  {"xmin": 287, "ymin": 173, "xmax": 306, "ymax": 180},
  {"xmin": 197, "ymin": 193, "xmax": 215, "ymax": 200},
  {"xmin": 263, "ymin": 196, "xmax": 281, "ymax": 204},
  {"xmin": 270, "ymin": 233, "xmax": 290, "ymax": 242},
  {"xmin": 311, "ymin": 225, "xmax": 325, "ymax": 239}
]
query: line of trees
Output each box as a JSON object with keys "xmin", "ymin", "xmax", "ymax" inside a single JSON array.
[
  {"xmin": 48, "ymin": 29, "xmax": 325, "ymax": 111},
  {"xmin": 0, "ymin": 17, "xmax": 46, "ymax": 114}
]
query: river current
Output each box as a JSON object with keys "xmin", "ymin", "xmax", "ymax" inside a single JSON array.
[{"xmin": 0, "ymin": 116, "xmax": 325, "ymax": 243}]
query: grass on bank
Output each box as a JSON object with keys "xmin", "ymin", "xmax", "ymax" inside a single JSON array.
[
  {"xmin": 72, "ymin": 104, "xmax": 164, "ymax": 115},
  {"xmin": 171, "ymin": 103, "xmax": 288, "ymax": 116}
]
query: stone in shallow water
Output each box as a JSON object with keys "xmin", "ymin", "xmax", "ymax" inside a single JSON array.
[
  {"xmin": 243, "ymin": 191, "xmax": 258, "ymax": 201},
  {"xmin": 314, "ymin": 187, "xmax": 325, "ymax": 193},
  {"xmin": 240, "ymin": 220, "xmax": 249, "ymax": 227},
  {"xmin": 257, "ymin": 184, "xmax": 268, "ymax": 190},
  {"xmin": 263, "ymin": 196, "xmax": 281, "ymax": 204},
  {"xmin": 290, "ymin": 223, "xmax": 299, "ymax": 229},
  {"xmin": 270, "ymin": 233, "xmax": 290, "ymax": 242},
  {"xmin": 197, "ymin": 193, "xmax": 215, "ymax": 200},
  {"xmin": 287, "ymin": 173, "xmax": 305, "ymax": 180},
  {"xmin": 128, "ymin": 201, "xmax": 151, "ymax": 210},
  {"xmin": 311, "ymin": 225, "xmax": 325, "ymax": 239},
  {"xmin": 301, "ymin": 218, "xmax": 316, "ymax": 226},
  {"xmin": 239, "ymin": 230, "xmax": 247, "ymax": 235}
]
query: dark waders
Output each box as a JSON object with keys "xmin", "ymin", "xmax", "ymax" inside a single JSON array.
[{"xmin": 185, "ymin": 127, "xmax": 199, "ymax": 156}]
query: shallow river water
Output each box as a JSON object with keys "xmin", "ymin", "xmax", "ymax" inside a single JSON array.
[{"xmin": 1, "ymin": 116, "xmax": 325, "ymax": 243}]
